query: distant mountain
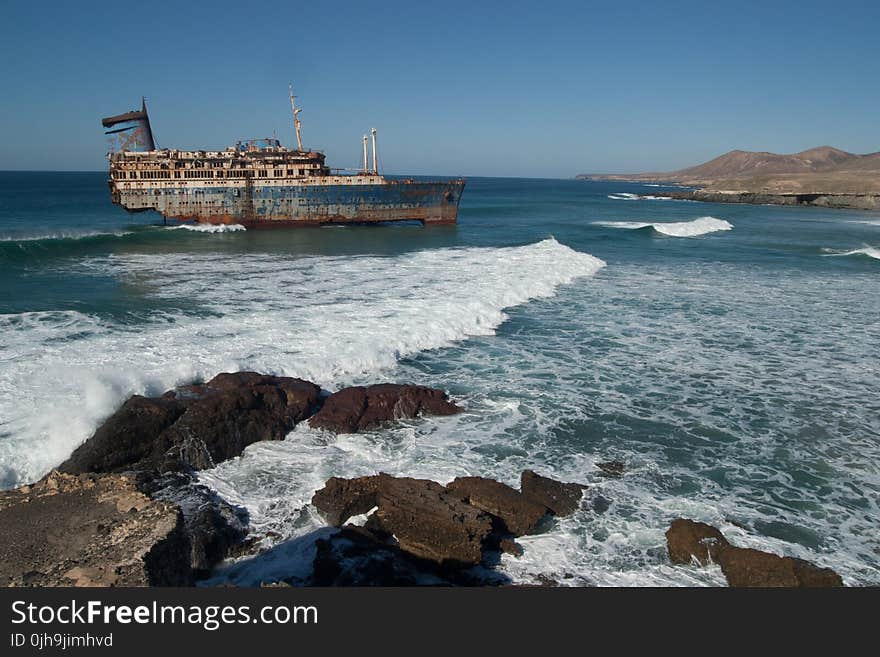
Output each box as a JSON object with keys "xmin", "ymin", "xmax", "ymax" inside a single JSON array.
[{"xmin": 580, "ymin": 146, "xmax": 880, "ymax": 181}]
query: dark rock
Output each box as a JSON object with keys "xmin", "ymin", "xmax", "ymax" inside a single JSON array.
[
  {"xmin": 500, "ymin": 538, "xmax": 524, "ymax": 557},
  {"xmin": 520, "ymin": 470, "xmax": 586, "ymax": 516},
  {"xmin": 58, "ymin": 396, "xmax": 186, "ymax": 474},
  {"xmin": 313, "ymin": 473, "xmax": 494, "ymax": 567},
  {"xmin": 597, "ymin": 461, "xmax": 626, "ymax": 477},
  {"xmin": 718, "ymin": 546, "xmax": 843, "ymax": 588},
  {"xmin": 59, "ymin": 372, "xmax": 321, "ymax": 474},
  {"xmin": 368, "ymin": 475, "xmax": 495, "ymax": 567},
  {"xmin": 311, "ymin": 526, "xmax": 433, "ymax": 586},
  {"xmin": 0, "ymin": 471, "xmax": 191, "ymax": 586},
  {"xmin": 666, "ymin": 519, "xmax": 844, "ymax": 587},
  {"xmin": 665, "ymin": 518, "xmax": 729, "ymax": 566},
  {"xmin": 156, "ymin": 373, "xmax": 321, "ymax": 471},
  {"xmin": 140, "ymin": 472, "xmax": 248, "ymax": 579},
  {"xmin": 308, "ymin": 383, "xmax": 461, "ymax": 434},
  {"xmin": 311, "ymin": 475, "xmax": 383, "ymax": 526},
  {"xmin": 446, "ymin": 476, "xmax": 549, "ymax": 535}
]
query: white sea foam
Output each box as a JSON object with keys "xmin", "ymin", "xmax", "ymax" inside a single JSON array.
[
  {"xmin": 0, "ymin": 238, "xmax": 604, "ymax": 489},
  {"xmin": 198, "ymin": 257, "xmax": 880, "ymax": 587},
  {"xmin": 0, "ymin": 230, "xmax": 132, "ymax": 242},
  {"xmin": 823, "ymin": 246, "xmax": 880, "ymax": 260},
  {"xmin": 847, "ymin": 219, "xmax": 880, "ymax": 227},
  {"xmin": 167, "ymin": 223, "xmax": 247, "ymax": 233},
  {"xmin": 593, "ymin": 216, "xmax": 733, "ymax": 237}
]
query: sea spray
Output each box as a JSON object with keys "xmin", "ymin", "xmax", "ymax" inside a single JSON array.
[{"xmin": 0, "ymin": 238, "xmax": 604, "ymax": 489}]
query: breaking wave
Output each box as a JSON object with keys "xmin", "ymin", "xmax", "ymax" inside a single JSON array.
[
  {"xmin": 593, "ymin": 216, "xmax": 733, "ymax": 237},
  {"xmin": 168, "ymin": 223, "xmax": 247, "ymax": 233},
  {"xmin": 823, "ymin": 246, "xmax": 880, "ymax": 260},
  {"xmin": 0, "ymin": 238, "xmax": 605, "ymax": 489}
]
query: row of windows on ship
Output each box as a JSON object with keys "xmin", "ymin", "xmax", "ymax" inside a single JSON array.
[{"xmin": 120, "ymin": 168, "xmax": 316, "ymax": 180}]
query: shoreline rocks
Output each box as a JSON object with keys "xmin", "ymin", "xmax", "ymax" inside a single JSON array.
[
  {"xmin": 59, "ymin": 372, "xmax": 321, "ymax": 475},
  {"xmin": 657, "ymin": 189, "xmax": 879, "ymax": 211},
  {"xmin": 666, "ymin": 518, "xmax": 843, "ymax": 587},
  {"xmin": 0, "ymin": 472, "xmax": 192, "ymax": 586},
  {"xmin": 310, "ymin": 470, "xmax": 586, "ymax": 584},
  {"xmin": 3, "ymin": 373, "xmax": 464, "ymax": 587},
  {"xmin": 308, "ymin": 383, "xmax": 462, "ymax": 433}
]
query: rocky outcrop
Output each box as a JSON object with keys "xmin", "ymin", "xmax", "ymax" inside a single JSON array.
[
  {"xmin": 658, "ymin": 189, "xmax": 880, "ymax": 211},
  {"xmin": 0, "ymin": 471, "xmax": 192, "ymax": 586},
  {"xmin": 596, "ymin": 461, "xmax": 626, "ymax": 478},
  {"xmin": 447, "ymin": 476, "xmax": 549, "ymax": 535},
  {"xmin": 666, "ymin": 519, "xmax": 843, "ymax": 587},
  {"xmin": 59, "ymin": 372, "xmax": 321, "ymax": 474},
  {"xmin": 311, "ymin": 470, "xmax": 586, "ymax": 582},
  {"xmin": 308, "ymin": 384, "xmax": 462, "ymax": 433},
  {"xmin": 137, "ymin": 472, "xmax": 248, "ymax": 579},
  {"xmin": 665, "ymin": 519, "xmax": 728, "ymax": 566},
  {"xmin": 367, "ymin": 475, "xmax": 495, "ymax": 567},
  {"xmin": 312, "ymin": 525, "xmax": 434, "ymax": 586},
  {"xmin": 520, "ymin": 470, "xmax": 586, "ymax": 516},
  {"xmin": 716, "ymin": 546, "xmax": 844, "ymax": 587},
  {"xmin": 6, "ymin": 372, "xmax": 471, "ymax": 587}
]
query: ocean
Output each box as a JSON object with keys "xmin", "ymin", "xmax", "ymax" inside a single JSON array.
[{"xmin": 1, "ymin": 171, "xmax": 878, "ymax": 586}]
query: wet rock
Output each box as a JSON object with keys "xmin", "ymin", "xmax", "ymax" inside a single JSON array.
[
  {"xmin": 718, "ymin": 547, "xmax": 843, "ymax": 588},
  {"xmin": 58, "ymin": 396, "xmax": 187, "ymax": 475},
  {"xmin": 597, "ymin": 461, "xmax": 626, "ymax": 477},
  {"xmin": 311, "ymin": 526, "xmax": 435, "ymax": 586},
  {"xmin": 312, "ymin": 473, "xmax": 494, "ymax": 567},
  {"xmin": 500, "ymin": 538, "xmax": 524, "ymax": 557},
  {"xmin": 520, "ymin": 470, "xmax": 586, "ymax": 516},
  {"xmin": 368, "ymin": 475, "xmax": 495, "ymax": 567},
  {"xmin": 311, "ymin": 475, "xmax": 384, "ymax": 526},
  {"xmin": 308, "ymin": 383, "xmax": 461, "ymax": 434},
  {"xmin": 446, "ymin": 476, "xmax": 549, "ymax": 535},
  {"xmin": 140, "ymin": 472, "xmax": 248, "ymax": 579},
  {"xmin": 0, "ymin": 471, "xmax": 191, "ymax": 587},
  {"xmin": 666, "ymin": 519, "xmax": 844, "ymax": 587},
  {"xmin": 665, "ymin": 518, "xmax": 729, "ymax": 566},
  {"xmin": 60, "ymin": 372, "xmax": 321, "ymax": 474}
]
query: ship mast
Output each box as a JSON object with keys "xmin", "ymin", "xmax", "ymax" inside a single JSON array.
[{"xmin": 289, "ymin": 82, "xmax": 303, "ymax": 151}]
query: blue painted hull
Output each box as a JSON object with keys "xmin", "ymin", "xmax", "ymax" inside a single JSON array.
[{"xmin": 111, "ymin": 178, "xmax": 465, "ymax": 226}]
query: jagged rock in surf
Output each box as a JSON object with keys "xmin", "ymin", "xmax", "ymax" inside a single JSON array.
[
  {"xmin": 59, "ymin": 372, "xmax": 321, "ymax": 474},
  {"xmin": 311, "ymin": 525, "xmax": 435, "ymax": 586},
  {"xmin": 520, "ymin": 469, "xmax": 586, "ymax": 516},
  {"xmin": 666, "ymin": 518, "xmax": 729, "ymax": 566},
  {"xmin": 0, "ymin": 471, "xmax": 191, "ymax": 587},
  {"xmin": 446, "ymin": 476, "xmax": 549, "ymax": 536},
  {"xmin": 311, "ymin": 470, "xmax": 588, "ymax": 580},
  {"xmin": 666, "ymin": 518, "xmax": 843, "ymax": 587},
  {"xmin": 307, "ymin": 383, "xmax": 462, "ymax": 434},
  {"xmin": 717, "ymin": 546, "xmax": 843, "ymax": 587},
  {"xmin": 310, "ymin": 475, "xmax": 385, "ymax": 527},
  {"xmin": 596, "ymin": 460, "xmax": 626, "ymax": 478},
  {"xmin": 136, "ymin": 471, "xmax": 248, "ymax": 579}
]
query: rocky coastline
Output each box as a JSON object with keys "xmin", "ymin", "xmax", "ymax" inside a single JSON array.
[
  {"xmin": 0, "ymin": 371, "xmax": 845, "ymax": 587},
  {"xmin": 657, "ymin": 189, "xmax": 880, "ymax": 211}
]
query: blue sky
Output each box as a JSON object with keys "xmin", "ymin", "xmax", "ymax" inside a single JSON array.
[{"xmin": 1, "ymin": 0, "xmax": 878, "ymax": 177}]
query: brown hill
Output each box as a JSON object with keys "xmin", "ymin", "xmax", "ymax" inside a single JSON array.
[
  {"xmin": 579, "ymin": 146, "xmax": 880, "ymax": 195},
  {"xmin": 670, "ymin": 146, "xmax": 879, "ymax": 180}
]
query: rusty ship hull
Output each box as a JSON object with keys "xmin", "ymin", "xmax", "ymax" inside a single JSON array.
[
  {"xmin": 102, "ymin": 97, "xmax": 464, "ymax": 227},
  {"xmin": 108, "ymin": 173, "xmax": 465, "ymax": 227}
]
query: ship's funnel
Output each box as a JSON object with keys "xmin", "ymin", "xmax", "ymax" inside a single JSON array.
[{"xmin": 101, "ymin": 98, "xmax": 156, "ymax": 152}]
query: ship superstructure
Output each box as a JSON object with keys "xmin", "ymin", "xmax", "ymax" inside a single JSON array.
[{"xmin": 101, "ymin": 89, "xmax": 464, "ymax": 226}]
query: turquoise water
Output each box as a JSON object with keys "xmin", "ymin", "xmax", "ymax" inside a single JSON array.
[{"xmin": 1, "ymin": 172, "xmax": 878, "ymax": 585}]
